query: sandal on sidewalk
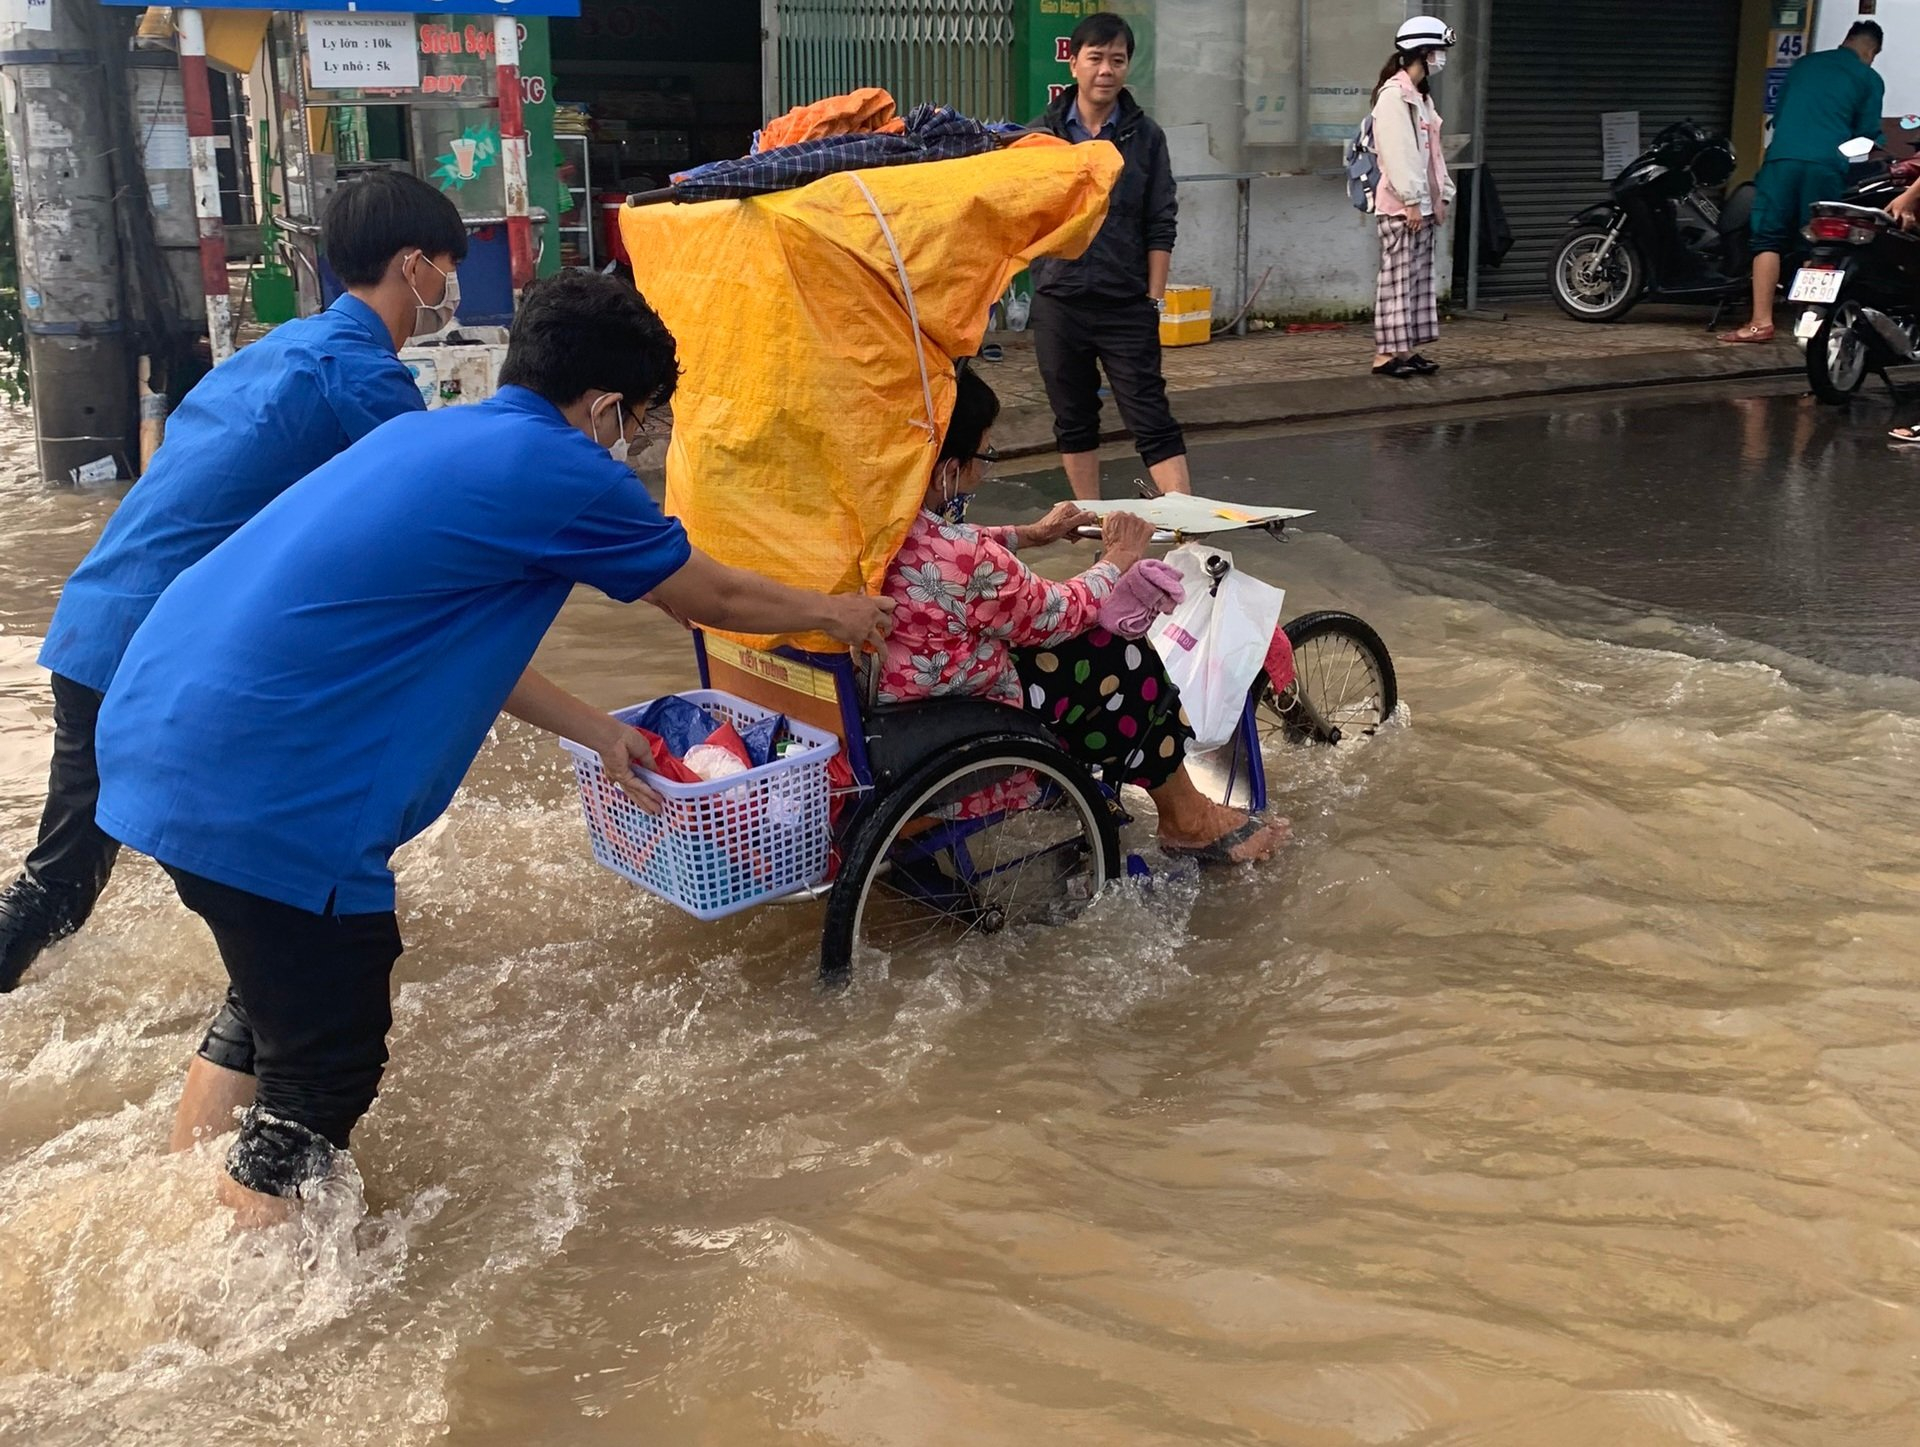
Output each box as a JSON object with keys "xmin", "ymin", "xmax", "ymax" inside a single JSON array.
[
  {"xmin": 1162, "ymin": 816, "xmax": 1277, "ymax": 867},
  {"xmin": 1717, "ymin": 323, "xmax": 1776, "ymax": 344},
  {"xmin": 1891, "ymin": 427, "xmax": 1920, "ymax": 445}
]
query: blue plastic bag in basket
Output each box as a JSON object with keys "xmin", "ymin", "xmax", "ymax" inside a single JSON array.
[{"xmin": 632, "ymin": 695, "xmax": 786, "ymax": 768}]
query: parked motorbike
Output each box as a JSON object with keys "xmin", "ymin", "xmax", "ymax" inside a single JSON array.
[
  {"xmin": 1549, "ymin": 121, "xmax": 1749, "ymax": 323},
  {"xmin": 1790, "ymin": 155, "xmax": 1920, "ymax": 404}
]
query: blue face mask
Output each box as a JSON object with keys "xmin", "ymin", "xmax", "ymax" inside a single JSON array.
[{"xmin": 941, "ymin": 491, "xmax": 973, "ymax": 525}]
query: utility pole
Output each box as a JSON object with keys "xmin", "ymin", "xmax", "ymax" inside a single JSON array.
[{"xmin": 0, "ymin": 0, "xmax": 136, "ymax": 482}]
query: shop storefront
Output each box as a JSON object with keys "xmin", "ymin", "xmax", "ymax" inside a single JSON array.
[
  {"xmin": 255, "ymin": 3, "xmax": 571, "ymax": 322},
  {"xmin": 543, "ymin": 0, "xmax": 761, "ymax": 268}
]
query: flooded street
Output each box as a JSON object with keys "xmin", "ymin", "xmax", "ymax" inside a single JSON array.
[{"xmin": 5, "ymin": 387, "xmax": 1920, "ymax": 1445}]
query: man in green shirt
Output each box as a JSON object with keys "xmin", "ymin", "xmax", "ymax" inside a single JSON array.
[{"xmin": 1722, "ymin": 20, "xmax": 1884, "ymax": 343}]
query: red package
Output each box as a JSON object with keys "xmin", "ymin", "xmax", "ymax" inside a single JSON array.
[
  {"xmin": 1263, "ymin": 627, "xmax": 1296, "ymax": 695},
  {"xmin": 628, "ymin": 725, "xmax": 702, "ymax": 784}
]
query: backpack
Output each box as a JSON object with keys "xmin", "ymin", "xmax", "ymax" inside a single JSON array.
[{"xmin": 1345, "ymin": 115, "xmax": 1381, "ymax": 214}]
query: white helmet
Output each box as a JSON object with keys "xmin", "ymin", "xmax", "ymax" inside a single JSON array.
[{"xmin": 1396, "ymin": 15, "xmax": 1457, "ymax": 51}]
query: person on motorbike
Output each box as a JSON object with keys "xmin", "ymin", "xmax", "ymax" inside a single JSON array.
[
  {"xmin": 875, "ymin": 367, "xmax": 1288, "ymax": 866},
  {"xmin": 1369, "ymin": 16, "xmax": 1458, "ymax": 379},
  {"xmin": 1722, "ymin": 20, "xmax": 1885, "ymax": 344}
]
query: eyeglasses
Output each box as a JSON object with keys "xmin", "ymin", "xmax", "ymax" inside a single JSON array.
[{"xmin": 973, "ymin": 446, "xmax": 998, "ymax": 471}]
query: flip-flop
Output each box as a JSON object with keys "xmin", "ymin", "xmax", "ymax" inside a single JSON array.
[
  {"xmin": 1890, "ymin": 427, "xmax": 1920, "ymax": 445},
  {"xmin": 1162, "ymin": 816, "xmax": 1276, "ymax": 867}
]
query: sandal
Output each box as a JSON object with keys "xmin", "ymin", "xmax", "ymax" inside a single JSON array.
[
  {"xmin": 1890, "ymin": 427, "xmax": 1920, "ymax": 445},
  {"xmin": 1717, "ymin": 323, "xmax": 1776, "ymax": 344},
  {"xmin": 1161, "ymin": 816, "xmax": 1278, "ymax": 867}
]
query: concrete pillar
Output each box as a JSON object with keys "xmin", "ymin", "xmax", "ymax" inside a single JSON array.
[{"xmin": 0, "ymin": 0, "xmax": 135, "ymax": 482}]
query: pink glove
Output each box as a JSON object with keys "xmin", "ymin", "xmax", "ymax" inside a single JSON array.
[{"xmin": 1097, "ymin": 557, "xmax": 1185, "ymax": 639}]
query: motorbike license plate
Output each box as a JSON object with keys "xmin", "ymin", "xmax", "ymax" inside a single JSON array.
[{"xmin": 1789, "ymin": 267, "xmax": 1845, "ymax": 304}]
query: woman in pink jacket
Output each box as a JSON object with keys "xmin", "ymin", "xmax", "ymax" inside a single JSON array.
[{"xmin": 1370, "ymin": 16, "xmax": 1459, "ymax": 380}]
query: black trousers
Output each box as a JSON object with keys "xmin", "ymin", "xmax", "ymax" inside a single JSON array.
[
  {"xmin": 167, "ymin": 865, "xmax": 404, "ymax": 1151},
  {"xmin": 1031, "ymin": 292, "xmax": 1187, "ymax": 467},
  {"xmin": 21, "ymin": 674, "xmax": 121, "ymax": 920}
]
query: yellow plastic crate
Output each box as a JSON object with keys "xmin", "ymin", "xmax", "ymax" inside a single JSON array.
[{"xmin": 1159, "ymin": 284, "xmax": 1212, "ymax": 347}]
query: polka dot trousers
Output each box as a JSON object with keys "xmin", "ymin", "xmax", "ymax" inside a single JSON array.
[{"xmin": 1013, "ymin": 627, "xmax": 1194, "ymax": 792}]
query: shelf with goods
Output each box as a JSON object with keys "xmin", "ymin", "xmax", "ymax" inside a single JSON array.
[{"xmin": 554, "ymin": 128, "xmax": 595, "ymax": 270}]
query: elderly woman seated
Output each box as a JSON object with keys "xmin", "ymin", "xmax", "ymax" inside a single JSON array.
[{"xmin": 875, "ymin": 369, "xmax": 1286, "ymax": 865}]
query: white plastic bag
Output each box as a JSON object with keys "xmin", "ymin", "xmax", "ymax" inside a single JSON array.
[{"xmin": 1147, "ymin": 543, "xmax": 1285, "ymax": 751}]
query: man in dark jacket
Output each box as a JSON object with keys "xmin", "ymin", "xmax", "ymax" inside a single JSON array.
[{"xmin": 1030, "ymin": 12, "xmax": 1191, "ymax": 499}]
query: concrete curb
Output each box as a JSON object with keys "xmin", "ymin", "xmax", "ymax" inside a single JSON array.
[{"xmin": 992, "ymin": 343, "xmax": 1804, "ymax": 460}]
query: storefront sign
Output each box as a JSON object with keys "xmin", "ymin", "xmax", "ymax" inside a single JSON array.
[
  {"xmin": 1014, "ymin": 0, "xmax": 1153, "ymax": 122},
  {"xmin": 308, "ymin": 13, "xmax": 420, "ymax": 89},
  {"xmin": 1764, "ymin": 66, "xmax": 1793, "ymax": 115},
  {"xmin": 1771, "ymin": 3, "xmax": 1805, "ymax": 25}
]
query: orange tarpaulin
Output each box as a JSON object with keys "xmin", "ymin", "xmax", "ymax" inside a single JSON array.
[
  {"xmin": 753, "ymin": 87, "xmax": 906, "ymax": 152},
  {"xmin": 622, "ymin": 138, "xmax": 1121, "ymax": 651}
]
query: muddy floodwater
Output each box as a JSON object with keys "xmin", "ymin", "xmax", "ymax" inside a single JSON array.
[{"xmin": 4, "ymin": 391, "xmax": 1920, "ymax": 1445}]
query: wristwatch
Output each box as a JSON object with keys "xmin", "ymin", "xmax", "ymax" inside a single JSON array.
[{"xmin": 1151, "ymin": 295, "xmax": 1166, "ymax": 313}]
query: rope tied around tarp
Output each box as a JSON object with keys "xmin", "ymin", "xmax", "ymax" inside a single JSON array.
[{"xmin": 850, "ymin": 174, "xmax": 938, "ymax": 448}]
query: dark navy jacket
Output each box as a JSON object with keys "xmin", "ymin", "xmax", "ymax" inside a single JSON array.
[{"xmin": 1029, "ymin": 87, "xmax": 1178, "ymax": 301}]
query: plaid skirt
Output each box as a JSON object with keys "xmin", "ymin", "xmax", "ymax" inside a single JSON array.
[{"xmin": 1374, "ymin": 217, "xmax": 1439, "ymax": 354}]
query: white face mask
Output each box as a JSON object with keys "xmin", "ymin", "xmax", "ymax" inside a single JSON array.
[
  {"xmin": 590, "ymin": 394, "xmax": 638, "ymax": 463},
  {"xmin": 1425, "ymin": 49, "xmax": 1448, "ymax": 75},
  {"xmin": 407, "ymin": 253, "xmax": 461, "ymax": 340}
]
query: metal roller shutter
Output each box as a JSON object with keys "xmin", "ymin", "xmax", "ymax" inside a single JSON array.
[
  {"xmin": 772, "ymin": 0, "xmax": 1016, "ymax": 120},
  {"xmin": 1477, "ymin": 0, "xmax": 1742, "ymax": 299}
]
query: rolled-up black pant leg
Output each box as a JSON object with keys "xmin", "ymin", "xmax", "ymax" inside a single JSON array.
[
  {"xmin": 165, "ymin": 866, "xmax": 403, "ymax": 1195},
  {"xmin": 20, "ymin": 674, "xmax": 121, "ymax": 923},
  {"xmin": 1032, "ymin": 293, "xmax": 1105, "ymax": 455},
  {"xmin": 1097, "ymin": 298, "xmax": 1187, "ymax": 469}
]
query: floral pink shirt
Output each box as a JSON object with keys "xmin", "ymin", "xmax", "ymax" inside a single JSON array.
[{"xmin": 877, "ymin": 512, "xmax": 1121, "ymax": 707}]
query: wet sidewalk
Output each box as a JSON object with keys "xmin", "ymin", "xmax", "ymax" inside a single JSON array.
[{"xmin": 983, "ymin": 300, "xmax": 1805, "ymax": 459}]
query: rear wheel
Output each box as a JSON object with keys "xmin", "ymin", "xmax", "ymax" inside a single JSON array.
[
  {"xmin": 1550, "ymin": 225, "xmax": 1645, "ymax": 322},
  {"xmin": 819, "ymin": 735, "xmax": 1120, "ymax": 984},
  {"xmin": 1808, "ymin": 300, "xmax": 1870, "ymax": 404},
  {"xmin": 1256, "ymin": 612, "xmax": 1397, "ymax": 748}
]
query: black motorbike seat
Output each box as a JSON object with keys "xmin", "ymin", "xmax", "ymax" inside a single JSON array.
[
  {"xmin": 862, "ymin": 698, "xmax": 1058, "ymax": 795},
  {"xmin": 1718, "ymin": 181, "xmax": 1755, "ymax": 237}
]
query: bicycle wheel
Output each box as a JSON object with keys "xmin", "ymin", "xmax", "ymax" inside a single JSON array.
[
  {"xmin": 820, "ymin": 734, "xmax": 1121, "ymax": 983},
  {"xmin": 1255, "ymin": 611, "xmax": 1397, "ymax": 747}
]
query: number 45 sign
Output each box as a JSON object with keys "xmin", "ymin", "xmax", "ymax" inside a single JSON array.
[{"xmin": 1770, "ymin": 29, "xmax": 1807, "ymax": 67}]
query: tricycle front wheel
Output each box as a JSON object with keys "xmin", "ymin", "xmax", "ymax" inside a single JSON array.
[{"xmin": 1256, "ymin": 612, "xmax": 1397, "ymax": 747}]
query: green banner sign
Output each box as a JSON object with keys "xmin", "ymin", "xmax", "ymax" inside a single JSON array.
[{"xmin": 1012, "ymin": 0, "xmax": 1155, "ymax": 123}]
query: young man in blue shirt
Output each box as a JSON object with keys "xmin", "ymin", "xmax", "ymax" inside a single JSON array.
[
  {"xmin": 93, "ymin": 271, "xmax": 894, "ymax": 1222},
  {"xmin": 0, "ymin": 170, "xmax": 468, "ymax": 991}
]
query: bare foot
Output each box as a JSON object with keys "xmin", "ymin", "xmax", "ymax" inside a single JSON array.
[{"xmin": 1158, "ymin": 801, "xmax": 1291, "ymax": 864}]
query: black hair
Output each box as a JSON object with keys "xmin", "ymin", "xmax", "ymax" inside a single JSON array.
[
  {"xmin": 1847, "ymin": 20, "xmax": 1884, "ymax": 49},
  {"xmin": 1375, "ymin": 49, "xmax": 1434, "ymax": 101},
  {"xmin": 1069, "ymin": 12, "xmax": 1135, "ymax": 58},
  {"xmin": 938, "ymin": 366, "xmax": 1001, "ymax": 467},
  {"xmin": 497, "ymin": 271, "xmax": 679, "ymax": 410},
  {"xmin": 321, "ymin": 170, "xmax": 469, "ymax": 286}
]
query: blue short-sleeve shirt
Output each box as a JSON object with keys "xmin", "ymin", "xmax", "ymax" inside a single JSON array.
[
  {"xmin": 94, "ymin": 386, "xmax": 692, "ymax": 914},
  {"xmin": 39, "ymin": 295, "xmax": 423, "ymax": 693}
]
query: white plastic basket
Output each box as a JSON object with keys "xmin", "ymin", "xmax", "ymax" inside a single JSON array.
[{"xmin": 561, "ymin": 690, "xmax": 839, "ymax": 921}]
